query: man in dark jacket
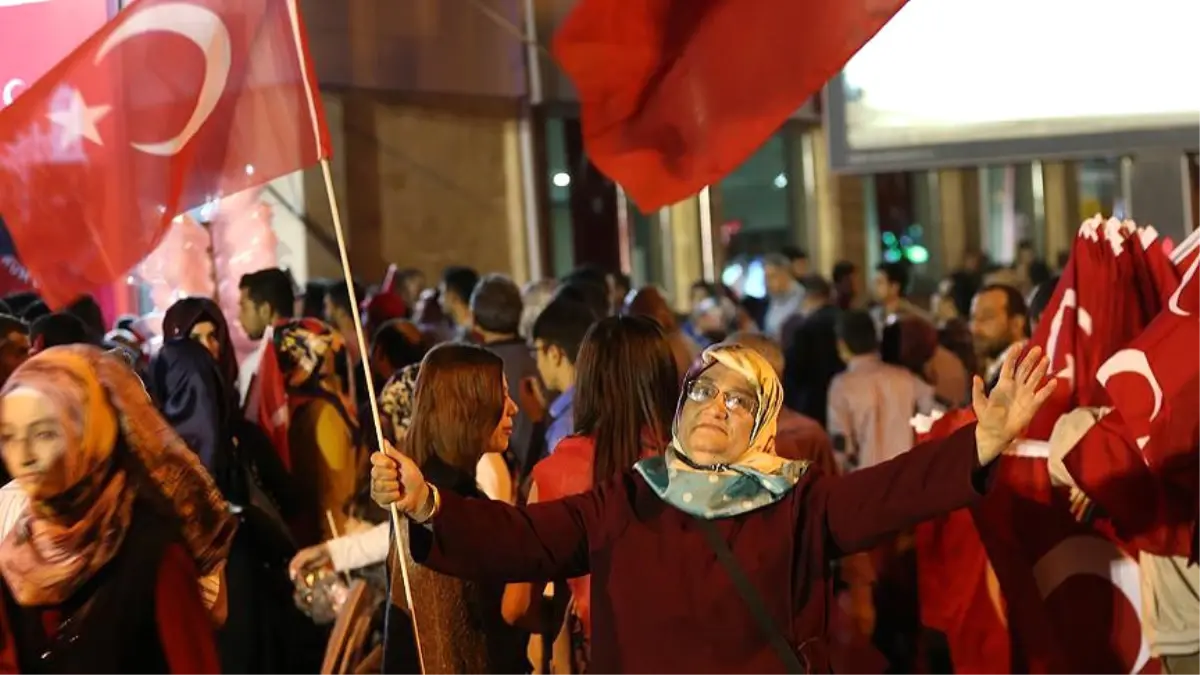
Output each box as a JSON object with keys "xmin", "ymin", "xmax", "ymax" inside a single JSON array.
[
  {"xmin": 782, "ymin": 275, "xmax": 845, "ymax": 428},
  {"xmin": 470, "ymin": 274, "xmax": 543, "ymax": 482}
]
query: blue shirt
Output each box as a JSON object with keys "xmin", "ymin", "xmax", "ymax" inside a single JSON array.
[{"xmin": 544, "ymin": 385, "xmax": 575, "ymax": 456}]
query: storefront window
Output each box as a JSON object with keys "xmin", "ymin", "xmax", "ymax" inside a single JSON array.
[
  {"xmin": 1076, "ymin": 157, "xmax": 1124, "ymax": 220},
  {"xmin": 715, "ymin": 133, "xmax": 794, "ymax": 296}
]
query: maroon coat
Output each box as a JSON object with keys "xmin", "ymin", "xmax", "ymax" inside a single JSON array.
[{"xmin": 410, "ymin": 423, "xmax": 987, "ymax": 673}]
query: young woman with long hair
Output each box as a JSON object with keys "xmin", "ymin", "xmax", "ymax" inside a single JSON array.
[
  {"xmin": 502, "ymin": 315, "xmax": 680, "ymax": 671},
  {"xmin": 383, "ymin": 343, "xmax": 525, "ymax": 674}
]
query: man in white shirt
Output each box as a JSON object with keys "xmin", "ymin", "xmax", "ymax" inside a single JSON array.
[{"xmin": 236, "ymin": 268, "xmax": 295, "ymax": 407}]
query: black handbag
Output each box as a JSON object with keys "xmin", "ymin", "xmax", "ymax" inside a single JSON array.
[{"xmin": 695, "ymin": 518, "xmax": 808, "ymax": 674}]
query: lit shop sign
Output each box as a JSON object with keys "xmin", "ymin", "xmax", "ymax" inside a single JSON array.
[{"xmin": 0, "ymin": 0, "xmax": 111, "ymax": 110}]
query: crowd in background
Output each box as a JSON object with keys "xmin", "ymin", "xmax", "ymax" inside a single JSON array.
[{"xmin": 0, "ymin": 236, "xmax": 1161, "ymax": 674}]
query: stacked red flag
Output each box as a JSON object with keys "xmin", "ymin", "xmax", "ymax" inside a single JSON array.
[
  {"xmin": 914, "ymin": 217, "xmax": 1194, "ymax": 673},
  {"xmin": 0, "ymin": 0, "xmax": 330, "ymax": 308},
  {"xmin": 913, "ymin": 409, "xmax": 1011, "ymax": 674},
  {"xmin": 552, "ymin": 0, "xmax": 909, "ymax": 212}
]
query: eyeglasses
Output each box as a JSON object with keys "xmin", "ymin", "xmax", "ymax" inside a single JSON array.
[{"xmin": 686, "ymin": 379, "xmax": 757, "ymax": 417}]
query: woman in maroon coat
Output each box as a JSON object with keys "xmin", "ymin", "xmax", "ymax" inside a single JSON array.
[{"xmin": 372, "ymin": 343, "xmax": 1055, "ymax": 673}]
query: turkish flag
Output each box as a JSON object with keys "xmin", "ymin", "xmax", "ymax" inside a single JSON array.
[
  {"xmin": 552, "ymin": 0, "xmax": 908, "ymax": 212},
  {"xmin": 1065, "ymin": 408, "xmax": 1198, "ymax": 561},
  {"xmin": 912, "ymin": 409, "xmax": 1011, "ymax": 673},
  {"xmin": 0, "ymin": 0, "xmax": 330, "ymax": 308},
  {"xmin": 973, "ymin": 445, "xmax": 1152, "ymax": 674}
]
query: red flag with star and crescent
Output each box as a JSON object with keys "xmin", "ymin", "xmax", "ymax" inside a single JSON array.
[{"xmin": 0, "ymin": 0, "xmax": 330, "ymax": 308}]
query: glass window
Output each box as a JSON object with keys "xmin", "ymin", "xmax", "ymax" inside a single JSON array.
[
  {"xmin": 715, "ymin": 134, "xmax": 794, "ymax": 272},
  {"xmin": 543, "ymin": 117, "xmax": 574, "ymax": 277},
  {"xmin": 1076, "ymin": 157, "xmax": 1124, "ymax": 220}
]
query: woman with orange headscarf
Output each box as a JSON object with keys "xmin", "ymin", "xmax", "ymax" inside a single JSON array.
[{"xmin": 0, "ymin": 345, "xmax": 236, "ymax": 673}]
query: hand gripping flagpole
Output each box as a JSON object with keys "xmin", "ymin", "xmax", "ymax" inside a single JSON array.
[{"xmin": 319, "ymin": 158, "xmax": 425, "ymax": 674}]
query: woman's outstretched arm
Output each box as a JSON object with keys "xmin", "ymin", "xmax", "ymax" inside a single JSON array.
[
  {"xmin": 806, "ymin": 421, "xmax": 988, "ymax": 557},
  {"xmin": 374, "ymin": 444, "xmax": 608, "ymax": 584},
  {"xmin": 807, "ymin": 346, "xmax": 1056, "ymax": 558},
  {"xmin": 407, "ymin": 486, "xmax": 601, "ymax": 583}
]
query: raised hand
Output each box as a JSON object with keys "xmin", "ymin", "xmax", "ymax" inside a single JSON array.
[
  {"xmin": 370, "ymin": 441, "xmax": 433, "ymax": 519},
  {"xmin": 972, "ymin": 345, "xmax": 1057, "ymax": 465}
]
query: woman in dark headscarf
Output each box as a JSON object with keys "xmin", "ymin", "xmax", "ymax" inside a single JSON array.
[
  {"xmin": 150, "ymin": 339, "xmax": 314, "ymax": 673},
  {"xmin": 162, "ymin": 297, "xmax": 239, "ymax": 411}
]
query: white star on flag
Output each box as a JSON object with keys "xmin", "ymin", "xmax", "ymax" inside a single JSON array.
[{"xmin": 47, "ymin": 89, "xmax": 110, "ymax": 149}]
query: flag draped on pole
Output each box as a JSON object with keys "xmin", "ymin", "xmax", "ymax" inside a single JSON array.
[
  {"xmin": 552, "ymin": 0, "xmax": 909, "ymax": 212},
  {"xmin": 0, "ymin": 0, "xmax": 330, "ymax": 308}
]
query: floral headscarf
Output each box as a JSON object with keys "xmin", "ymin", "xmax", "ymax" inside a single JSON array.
[
  {"xmin": 0, "ymin": 346, "xmax": 236, "ymax": 605},
  {"xmin": 379, "ymin": 363, "xmax": 420, "ymax": 445},
  {"xmin": 255, "ymin": 318, "xmax": 358, "ymax": 470},
  {"xmin": 634, "ymin": 343, "xmax": 809, "ymax": 519}
]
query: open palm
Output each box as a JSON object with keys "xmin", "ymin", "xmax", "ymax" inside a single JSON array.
[{"xmin": 972, "ymin": 345, "xmax": 1057, "ymax": 465}]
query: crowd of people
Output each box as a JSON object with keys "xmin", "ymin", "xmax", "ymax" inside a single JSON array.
[{"xmin": 0, "ymin": 241, "xmax": 1180, "ymax": 673}]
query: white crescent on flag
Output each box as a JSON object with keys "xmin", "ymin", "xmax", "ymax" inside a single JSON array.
[
  {"xmin": 93, "ymin": 1, "xmax": 232, "ymax": 157},
  {"xmin": 1032, "ymin": 535, "xmax": 1150, "ymax": 674},
  {"xmin": 1095, "ymin": 349, "xmax": 1163, "ymax": 450}
]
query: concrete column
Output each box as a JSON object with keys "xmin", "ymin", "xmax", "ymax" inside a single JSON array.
[
  {"xmin": 663, "ymin": 196, "xmax": 703, "ymax": 311},
  {"xmin": 1042, "ymin": 161, "xmax": 1080, "ymax": 266},
  {"xmin": 806, "ymin": 128, "xmax": 867, "ymax": 277}
]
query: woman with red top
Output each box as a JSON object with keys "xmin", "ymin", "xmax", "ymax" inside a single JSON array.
[
  {"xmin": 503, "ymin": 315, "xmax": 679, "ymax": 670},
  {"xmin": 0, "ymin": 345, "xmax": 236, "ymax": 673},
  {"xmin": 374, "ymin": 343, "xmax": 1056, "ymax": 673}
]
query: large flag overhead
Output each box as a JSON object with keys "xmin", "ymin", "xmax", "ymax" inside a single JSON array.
[
  {"xmin": 0, "ymin": 0, "xmax": 331, "ymax": 308},
  {"xmin": 552, "ymin": 0, "xmax": 908, "ymax": 212}
]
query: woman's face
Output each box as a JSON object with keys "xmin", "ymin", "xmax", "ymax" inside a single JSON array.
[
  {"xmin": 679, "ymin": 362, "xmax": 757, "ymax": 465},
  {"xmin": 485, "ymin": 376, "xmax": 518, "ymax": 454},
  {"xmin": 188, "ymin": 320, "xmax": 222, "ymax": 360},
  {"xmin": 0, "ymin": 388, "xmax": 70, "ymax": 496}
]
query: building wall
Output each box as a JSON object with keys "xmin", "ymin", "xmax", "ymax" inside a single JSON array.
[{"xmin": 302, "ymin": 90, "xmax": 529, "ymax": 286}]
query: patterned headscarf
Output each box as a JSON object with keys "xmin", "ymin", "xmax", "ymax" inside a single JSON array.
[
  {"xmin": 0, "ymin": 346, "xmax": 236, "ymax": 605},
  {"xmin": 379, "ymin": 363, "xmax": 420, "ymax": 445},
  {"xmin": 255, "ymin": 318, "xmax": 358, "ymax": 470},
  {"xmin": 635, "ymin": 343, "xmax": 809, "ymax": 519}
]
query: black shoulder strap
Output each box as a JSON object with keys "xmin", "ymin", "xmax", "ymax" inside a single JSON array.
[{"xmin": 695, "ymin": 518, "xmax": 807, "ymax": 674}]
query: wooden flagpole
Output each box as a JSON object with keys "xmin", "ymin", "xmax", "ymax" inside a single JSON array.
[{"xmin": 318, "ymin": 158, "xmax": 426, "ymax": 674}]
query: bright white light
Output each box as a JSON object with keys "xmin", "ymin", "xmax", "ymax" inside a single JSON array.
[
  {"xmin": 773, "ymin": 173, "xmax": 788, "ymax": 189},
  {"xmin": 244, "ymin": 164, "xmax": 256, "ymax": 176},
  {"xmin": 552, "ymin": 172, "xmax": 571, "ymax": 187}
]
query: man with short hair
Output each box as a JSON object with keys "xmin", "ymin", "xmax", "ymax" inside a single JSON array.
[
  {"xmin": 438, "ymin": 266, "xmax": 480, "ymax": 337},
  {"xmin": 762, "ymin": 252, "xmax": 804, "ymax": 340},
  {"xmin": 783, "ymin": 275, "xmax": 844, "ymax": 427},
  {"xmin": 828, "ymin": 310, "xmax": 936, "ymax": 471},
  {"xmin": 0, "ymin": 315, "xmax": 29, "ymax": 387},
  {"xmin": 832, "ymin": 260, "xmax": 860, "ymax": 310},
  {"xmin": 29, "ymin": 313, "xmax": 91, "ymax": 353},
  {"xmin": 531, "ymin": 296, "xmax": 596, "ymax": 455},
  {"xmin": 870, "ymin": 261, "xmax": 929, "ymax": 332},
  {"xmin": 237, "ymin": 267, "xmax": 295, "ymax": 405},
  {"xmin": 470, "ymin": 274, "xmax": 541, "ymax": 479},
  {"xmin": 780, "ymin": 245, "xmax": 810, "ymax": 280},
  {"xmin": 970, "ymin": 283, "xmax": 1029, "ymax": 384},
  {"xmin": 324, "ymin": 280, "xmax": 364, "ymax": 337}
]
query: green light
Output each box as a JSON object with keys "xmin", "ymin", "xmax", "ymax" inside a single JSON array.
[
  {"xmin": 882, "ymin": 232, "xmax": 897, "ymax": 246},
  {"xmin": 906, "ymin": 245, "xmax": 930, "ymax": 264},
  {"xmin": 883, "ymin": 249, "xmax": 903, "ymax": 263}
]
